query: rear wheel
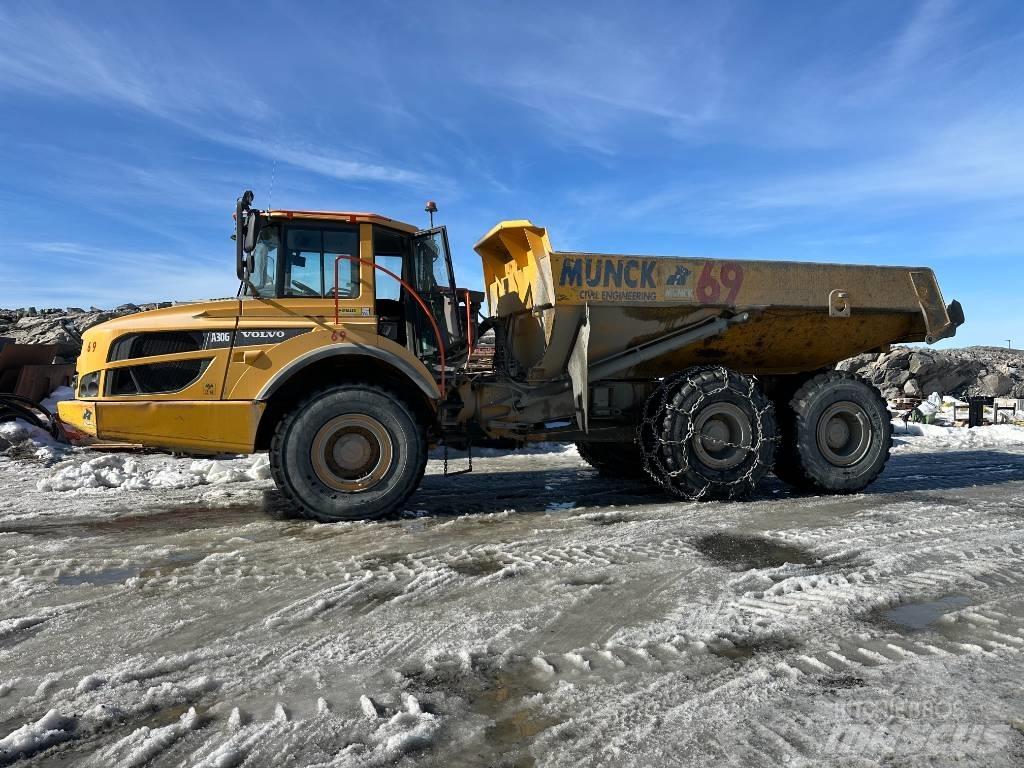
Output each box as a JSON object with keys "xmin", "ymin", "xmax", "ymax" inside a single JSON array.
[
  {"xmin": 639, "ymin": 366, "xmax": 776, "ymax": 500},
  {"xmin": 576, "ymin": 440, "xmax": 647, "ymax": 479},
  {"xmin": 774, "ymin": 371, "xmax": 891, "ymax": 493},
  {"xmin": 270, "ymin": 385, "xmax": 427, "ymax": 522}
]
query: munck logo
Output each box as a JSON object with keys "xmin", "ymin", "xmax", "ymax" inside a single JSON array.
[
  {"xmin": 666, "ymin": 265, "xmax": 691, "ymax": 286},
  {"xmin": 665, "ymin": 264, "xmax": 694, "ymax": 299}
]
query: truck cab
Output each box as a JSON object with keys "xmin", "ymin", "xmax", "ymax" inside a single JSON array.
[
  {"xmin": 240, "ymin": 203, "xmax": 475, "ymax": 375},
  {"xmin": 57, "ymin": 194, "xmax": 479, "ymax": 464}
]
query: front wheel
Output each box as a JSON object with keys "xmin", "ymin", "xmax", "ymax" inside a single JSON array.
[
  {"xmin": 774, "ymin": 371, "xmax": 891, "ymax": 493},
  {"xmin": 270, "ymin": 385, "xmax": 427, "ymax": 522}
]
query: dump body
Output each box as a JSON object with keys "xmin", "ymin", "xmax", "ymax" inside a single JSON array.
[{"xmin": 475, "ymin": 221, "xmax": 960, "ymax": 380}]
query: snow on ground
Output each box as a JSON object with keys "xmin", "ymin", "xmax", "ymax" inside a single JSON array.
[
  {"xmin": 893, "ymin": 422, "xmax": 1024, "ymax": 452},
  {"xmin": 1, "ymin": 426, "xmax": 1024, "ymax": 765},
  {"xmin": 36, "ymin": 453, "xmax": 271, "ymax": 493}
]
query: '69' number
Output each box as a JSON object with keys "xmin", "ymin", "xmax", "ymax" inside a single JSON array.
[{"xmin": 696, "ymin": 261, "xmax": 745, "ymax": 305}]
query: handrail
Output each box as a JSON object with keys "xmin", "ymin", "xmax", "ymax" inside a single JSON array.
[
  {"xmin": 332, "ymin": 254, "xmax": 447, "ymax": 393},
  {"xmin": 463, "ymin": 289, "xmax": 474, "ymax": 357}
]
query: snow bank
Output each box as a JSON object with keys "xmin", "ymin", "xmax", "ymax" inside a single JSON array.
[
  {"xmin": 0, "ymin": 386, "xmax": 75, "ymax": 463},
  {"xmin": 0, "ymin": 709, "xmax": 75, "ymax": 763},
  {"xmin": 0, "ymin": 420, "xmax": 67, "ymax": 463},
  {"xmin": 37, "ymin": 454, "xmax": 271, "ymax": 493},
  {"xmin": 40, "ymin": 385, "xmax": 74, "ymax": 413},
  {"xmin": 892, "ymin": 421, "xmax": 1024, "ymax": 451}
]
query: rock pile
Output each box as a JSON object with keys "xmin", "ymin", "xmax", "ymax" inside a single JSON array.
[
  {"xmin": 0, "ymin": 304, "xmax": 165, "ymax": 359},
  {"xmin": 837, "ymin": 346, "xmax": 1024, "ymax": 401}
]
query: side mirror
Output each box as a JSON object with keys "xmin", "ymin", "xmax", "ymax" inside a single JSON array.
[
  {"xmin": 243, "ymin": 210, "xmax": 260, "ymax": 253},
  {"xmin": 235, "ymin": 190, "xmax": 256, "ymax": 281}
]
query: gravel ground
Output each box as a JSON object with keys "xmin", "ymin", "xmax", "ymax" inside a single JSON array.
[{"xmin": 1, "ymin": 429, "xmax": 1024, "ymax": 767}]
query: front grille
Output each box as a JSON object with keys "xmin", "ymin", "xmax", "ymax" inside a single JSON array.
[
  {"xmin": 106, "ymin": 359, "xmax": 211, "ymax": 396},
  {"xmin": 109, "ymin": 331, "xmax": 206, "ymax": 362}
]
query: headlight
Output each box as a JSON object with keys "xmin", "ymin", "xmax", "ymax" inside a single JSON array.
[{"xmin": 78, "ymin": 372, "xmax": 100, "ymax": 398}]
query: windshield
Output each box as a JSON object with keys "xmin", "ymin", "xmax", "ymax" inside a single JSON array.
[{"xmin": 248, "ymin": 225, "xmax": 279, "ymax": 295}]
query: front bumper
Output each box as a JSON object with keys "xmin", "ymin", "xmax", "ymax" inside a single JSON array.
[
  {"xmin": 57, "ymin": 400, "xmax": 98, "ymax": 438},
  {"xmin": 57, "ymin": 399, "xmax": 265, "ymax": 454}
]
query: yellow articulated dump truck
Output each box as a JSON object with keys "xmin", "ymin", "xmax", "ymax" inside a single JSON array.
[{"xmin": 58, "ymin": 192, "xmax": 963, "ymax": 521}]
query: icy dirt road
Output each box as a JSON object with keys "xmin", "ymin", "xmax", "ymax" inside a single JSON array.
[{"xmin": 2, "ymin": 428, "xmax": 1024, "ymax": 767}]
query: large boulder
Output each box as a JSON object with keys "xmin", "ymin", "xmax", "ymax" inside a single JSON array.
[
  {"xmin": 837, "ymin": 345, "xmax": 1024, "ymax": 402},
  {"xmin": 836, "ymin": 353, "xmax": 876, "ymax": 373},
  {"xmin": 978, "ymin": 371, "xmax": 1013, "ymax": 397},
  {"xmin": 8, "ymin": 315, "xmax": 82, "ymax": 346}
]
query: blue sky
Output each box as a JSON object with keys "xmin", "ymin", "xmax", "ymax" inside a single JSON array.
[{"xmin": 1, "ymin": 0, "xmax": 1022, "ymax": 348}]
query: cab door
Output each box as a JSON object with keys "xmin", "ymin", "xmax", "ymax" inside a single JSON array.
[
  {"xmin": 409, "ymin": 227, "xmax": 465, "ymax": 365},
  {"xmin": 224, "ymin": 222, "xmax": 376, "ymax": 398}
]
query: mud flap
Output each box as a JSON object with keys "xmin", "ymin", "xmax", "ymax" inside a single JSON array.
[{"xmin": 567, "ymin": 304, "xmax": 590, "ymax": 432}]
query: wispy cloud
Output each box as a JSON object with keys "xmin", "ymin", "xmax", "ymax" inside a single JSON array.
[
  {"xmin": 0, "ymin": 5, "xmax": 261, "ymax": 120},
  {"xmin": 740, "ymin": 110, "xmax": 1024, "ymax": 210},
  {"xmin": 887, "ymin": 0, "xmax": 956, "ymax": 77},
  {"xmin": 842, "ymin": 0, "xmax": 957, "ymax": 105},
  {"xmin": 0, "ymin": 4, "xmax": 443, "ymax": 191},
  {"xmin": 454, "ymin": 5, "xmax": 730, "ymax": 154},
  {"xmin": 229, "ymin": 134, "xmax": 443, "ymax": 190}
]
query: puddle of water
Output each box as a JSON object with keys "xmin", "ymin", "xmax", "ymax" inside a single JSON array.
[
  {"xmin": 350, "ymin": 582, "xmax": 405, "ymax": 612},
  {"xmin": 708, "ymin": 634, "xmax": 802, "ymax": 662},
  {"xmin": 881, "ymin": 595, "xmax": 972, "ymax": 631},
  {"xmin": 471, "ymin": 668, "xmax": 561, "ymax": 768},
  {"xmin": 139, "ymin": 551, "xmax": 205, "ymax": 579},
  {"xmin": 356, "ymin": 551, "xmax": 411, "ymax": 570},
  {"xmin": 57, "ymin": 566, "xmax": 139, "ymax": 586},
  {"xmin": 448, "ymin": 557, "xmax": 505, "ymax": 577},
  {"xmin": 694, "ymin": 532, "xmax": 819, "ymax": 570},
  {"xmin": 563, "ymin": 573, "xmax": 614, "ymax": 587},
  {"xmin": 405, "ymin": 657, "xmax": 560, "ymax": 767},
  {"xmin": 818, "ymin": 674, "xmax": 866, "ymax": 691},
  {"xmin": 0, "ymin": 506, "xmax": 263, "ymax": 539},
  {"xmin": 544, "ymin": 502, "xmax": 577, "ymax": 513}
]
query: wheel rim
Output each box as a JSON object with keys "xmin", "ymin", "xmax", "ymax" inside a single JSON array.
[
  {"xmin": 816, "ymin": 400, "xmax": 872, "ymax": 467},
  {"xmin": 691, "ymin": 402, "xmax": 752, "ymax": 471},
  {"xmin": 310, "ymin": 414, "xmax": 393, "ymax": 492}
]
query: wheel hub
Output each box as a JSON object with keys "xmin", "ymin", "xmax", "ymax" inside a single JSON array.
[
  {"xmin": 311, "ymin": 414, "xmax": 393, "ymax": 492},
  {"xmin": 816, "ymin": 401, "xmax": 871, "ymax": 467},
  {"xmin": 691, "ymin": 402, "xmax": 752, "ymax": 471}
]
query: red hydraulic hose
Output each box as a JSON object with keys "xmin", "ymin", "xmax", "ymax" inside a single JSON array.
[{"xmin": 333, "ymin": 254, "xmax": 447, "ymax": 393}]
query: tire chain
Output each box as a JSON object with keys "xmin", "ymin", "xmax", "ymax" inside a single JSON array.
[{"xmin": 637, "ymin": 366, "xmax": 776, "ymax": 500}]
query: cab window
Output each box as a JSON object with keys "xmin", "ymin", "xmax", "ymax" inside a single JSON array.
[
  {"xmin": 285, "ymin": 229, "xmax": 323, "ymax": 296},
  {"xmin": 282, "ymin": 226, "xmax": 360, "ymax": 298},
  {"xmin": 249, "ymin": 226, "xmax": 279, "ymax": 295},
  {"xmin": 323, "ymin": 229, "xmax": 360, "ymax": 298},
  {"xmin": 374, "ymin": 227, "xmax": 407, "ymax": 301}
]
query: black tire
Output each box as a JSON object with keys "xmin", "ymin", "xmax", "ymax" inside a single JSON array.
[
  {"xmin": 269, "ymin": 385, "xmax": 427, "ymax": 522},
  {"xmin": 775, "ymin": 371, "xmax": 891, "ymax": 493},
  {"xmin": 639, "ymin": 366, "xmax": 776, "ymax": 500},
  {"xmin": 764, "ymin": 374, "xmax": 814, "ymax": 489},
  {"xmin": 576, "ymin": 440, "xmax": 648, "ymax": 479}
]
